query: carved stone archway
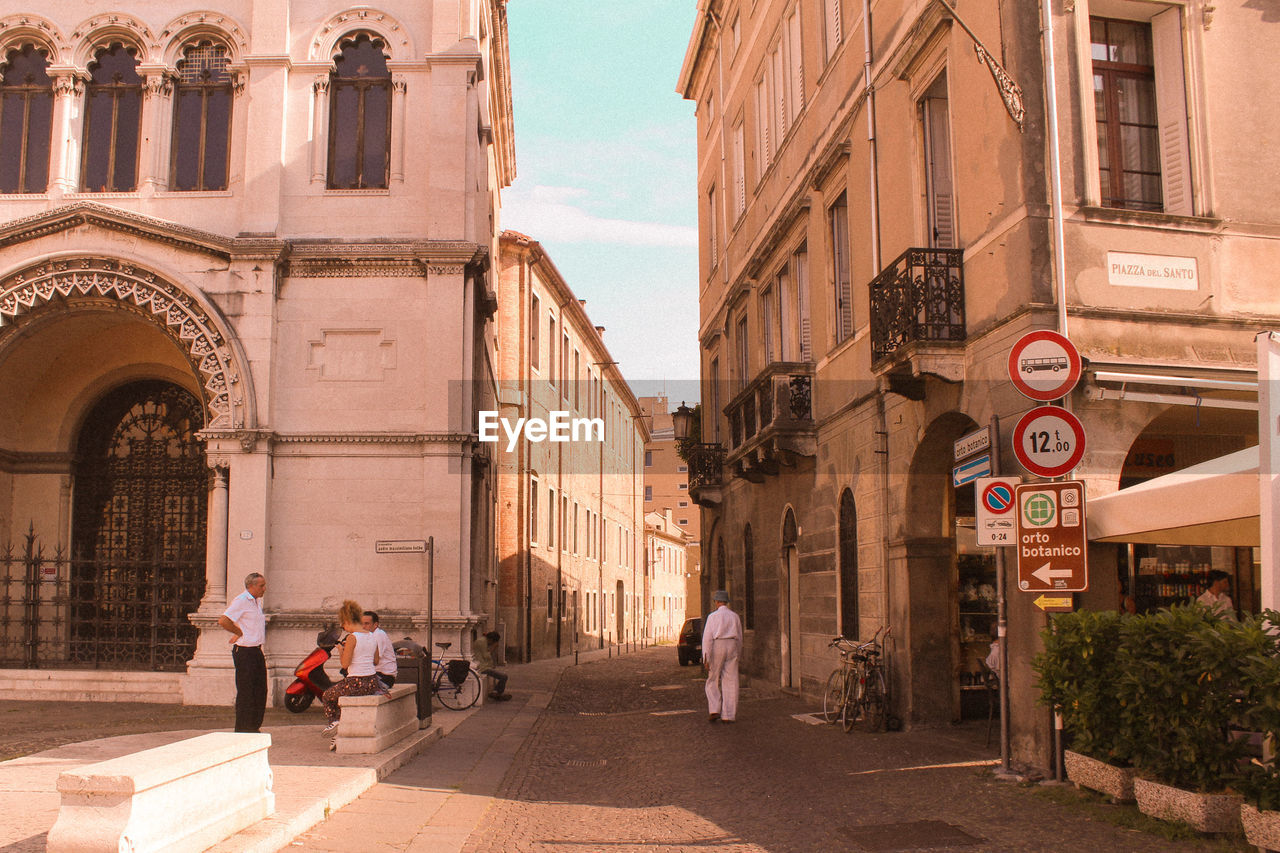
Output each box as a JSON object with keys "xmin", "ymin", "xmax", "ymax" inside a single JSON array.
[{"xmin": 0, "ymin": 257, "xmax": 250, "ymax": 429}]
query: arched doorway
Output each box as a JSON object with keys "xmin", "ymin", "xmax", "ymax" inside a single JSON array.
[
  {"xmin": 839, "ymin": 490, "xmax": 858, "ymax": 639},
  {"xmin": 70, "ymin": 380, "xmax": 208, "ymax": 670},
  {"xmin": 780, "ymin": 508, "xmax": 799, "ymax": 688}
]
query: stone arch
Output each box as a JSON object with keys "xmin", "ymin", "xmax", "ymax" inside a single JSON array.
[
  {"xmin": 0, "ymin": 257, "xmax": 254, "ymax": 430},
  {"xmin": 309, "ymin": 8, "xmax": 414, "ymax": 64},
  {"xmin": 0, "ymin": 14, "xmax": 70, "ymax": 64},
  {"xmin": 70, "ymin": 13, "xmax": 158, "ymax": 67},
  {"xmin": 158, "ymin": 11, "xmax": 248, "ymax": 67}
]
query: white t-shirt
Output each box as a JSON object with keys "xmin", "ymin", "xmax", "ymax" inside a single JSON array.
[
  {"xmin": 372, "ymin": 628, "xmax": 397, "ymax": 677},
  {"xmin": 346, "ymin": 631, "xmax": 378, "ymax": 677},
  {"xmin": 223, "ymin": 590, "xmax": 265, "ymax": 647}
]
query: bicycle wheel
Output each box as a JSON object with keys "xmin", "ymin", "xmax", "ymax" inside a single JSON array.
[
  {"xmin": 436, "ymin": 668, "xmax": 482, "ymax": 710},
  {"xmin": 858, "ymin": 667, "xmax": 887, "ymax": 733},
  {"xmin": 822, "ymin": 670, "xmax": 846, "ymax": 724}
]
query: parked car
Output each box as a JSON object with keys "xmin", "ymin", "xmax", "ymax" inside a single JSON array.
[{"xmin": 677, "ymin": 617, "xmax": 703, "ymax": 666}]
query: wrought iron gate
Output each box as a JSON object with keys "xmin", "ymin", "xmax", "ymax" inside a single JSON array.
[{"xmin": 0, "ymin": 381, "xmax": 209, "ymax": 671}]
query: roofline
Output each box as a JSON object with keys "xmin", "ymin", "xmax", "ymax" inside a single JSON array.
[
  {"xmin": 676, "ymin": 0, "xmax": 714, "ymax": 98},
  {"xmin": 499, "ymin": 230, "xmax": 650, "ymax": 441}
]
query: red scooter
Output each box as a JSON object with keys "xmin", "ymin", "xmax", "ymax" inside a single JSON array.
[{"xmin": 284, "ymin": 625, "xmax": 343, "ymax": 713}]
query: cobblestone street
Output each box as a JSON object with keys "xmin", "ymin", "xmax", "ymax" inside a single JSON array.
[{"xmin": 294, "ymin": 645, "xmax": 1246, "ymax": 853}]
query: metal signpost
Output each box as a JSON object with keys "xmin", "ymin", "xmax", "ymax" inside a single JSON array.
[{"xmin": 1015, "ymin": 481, "xmax": 1088, "ymax": 600}]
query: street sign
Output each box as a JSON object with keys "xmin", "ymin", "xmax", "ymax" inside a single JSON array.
[
  {"xmin": 954, "ymin": 426, "xmax": 991, "ymax": 462},
  {"xmin": 975, "ymin": 476, "xmax": 1020, "ymax": 546},
  {"xmin": 1012, "ymin": 406, "xmax": 1086, "ymax": 478},
  {"xmin": 375, "ymin": 540, "xmax": 428, "ymax": 554},
  {"xmin": 1034, "ymin": 594, "xmax": 1074, "ymax": 612},
  {"xmin": 1007, "ymin": 330, "xmax": 1082, "ymax": 402},
  {"xmin": 1015, "ymin": 481, "xmax": 1088, "ymax": 593},
  {"xmin": 953, "ymin": 453, "xmax": 992, "ymax": 487}
]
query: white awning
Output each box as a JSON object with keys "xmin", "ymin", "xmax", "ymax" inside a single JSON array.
[{"xmin": 1086, "ymin": 446, "xmax": 1260, "ymax": 546}]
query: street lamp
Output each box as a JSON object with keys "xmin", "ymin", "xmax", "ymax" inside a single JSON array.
[{"xmin": 672, "ymin": 402, "xmax": 695, "ymax": 442}]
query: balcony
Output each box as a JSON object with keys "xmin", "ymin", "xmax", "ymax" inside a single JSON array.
[
  {"xmin": 869, "ymin": 248, "xmax": 966, "ymax": 375},
  {"xmin": 725, "ymin": 362, "xmax": 817, "ymax": 481},
  {"xmin": 684, "ymin": 442, "xmax": 727, "ymax": 508}
]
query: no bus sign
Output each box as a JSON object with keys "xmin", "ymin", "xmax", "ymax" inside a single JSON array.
[{"xmin": 1007, "ymin": 330, "xmax": 1082, "ymax": 402}]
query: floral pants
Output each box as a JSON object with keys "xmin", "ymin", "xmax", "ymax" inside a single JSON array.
[{"xmin": 322, "ymin": 675, "xmax": 382, "ymax": 723}]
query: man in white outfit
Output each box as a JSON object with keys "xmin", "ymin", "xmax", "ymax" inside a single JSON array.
[{"xmin": 702, "ymin": 589, "xmax": 743, "ymax": 723}]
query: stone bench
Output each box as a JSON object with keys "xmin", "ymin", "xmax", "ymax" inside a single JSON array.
[
  {"xmin": 46, "ymin": 732, "xmax": 273, "ymax": 853},
  {"xmin": 335, "ymin": 683, "xmax": 420, "ymax": 754}
]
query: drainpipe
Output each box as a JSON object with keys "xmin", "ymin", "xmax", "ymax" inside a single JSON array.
[
  {"xmin": 862, "ymin": 0, "xmax": 881, "ymax": 272},
  {"xmin": 1040, "ymin": 0, "xmax": 1069, "ymax": 340}
]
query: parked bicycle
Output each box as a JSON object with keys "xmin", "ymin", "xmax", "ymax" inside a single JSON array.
[
  {"xmin": 430, "ymin": 642, "xmax": 482, "ymax": 710},
  {"xmin": 822, "ymin": 626, "xmax": 890, "ymax": 733}
]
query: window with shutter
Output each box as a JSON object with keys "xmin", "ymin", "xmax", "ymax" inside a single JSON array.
[
  {"xmin": 732, "ymin": 122, "xmax": 746, "ymax": 218},
  {"xmin": 825, "ymin": 0, "xmax": 843, "ymax": 62},
  {"xmin": 754, "ymin": 78, "xmax": 769, "ymax": 179},
  {"xmin": 830, "ymin": 194, "xmax": 853, "ymax": 343},
  {"xmin": 1090, "ymin": 17, "xmax": 1163, "ymax": 212},
  {"xmin": 920, "ymin": 74, "xmax": 955, "ymax": 248},
  {"xmin": 787, "ymin": 7, "xmax": 804, "ymax": 124},
  {"xmin": 794, "ymin": 246, "xmax": 812, "ymax": 361},
  {"xmin": 761, "ymin": 284, "xmax": 776, "ymax": 365},
  {"xmin": 1151, "ymin": 8, "xmax": 1192, "ymax": 215}
]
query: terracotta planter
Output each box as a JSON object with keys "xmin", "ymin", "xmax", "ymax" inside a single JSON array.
[
  {"xmin": 1241, "ymin": 803, "xmax": 1280, "ymax": 851},
  {"xmin": 1133, "ymin": 777, "xmax": 1243, "ymax": 834},
  {"xmin": 1062, "ymin": 750, "xmax": 1135, "ymax": 803}
]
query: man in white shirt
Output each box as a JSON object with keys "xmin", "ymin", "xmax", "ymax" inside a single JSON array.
[
  {"xmin": 218, "ymin": 572, "xmax": 267, "ymax": 733},
  {"xmin": 701, "ymin": 590, "xmax": 743, "ymax": 723},
  {"xmin": 362, "ymin": 610, "xmax": 398, "ymax": 689},
  {"xmin": 1196, "ymin": 570, "xmax": 1237, "ymax": 621}
]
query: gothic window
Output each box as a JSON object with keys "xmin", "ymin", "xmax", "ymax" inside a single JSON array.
[
  {"xmin": 328, "ymin": 34, "xmax": 391, "ymax": 189},
  {"xmin": 83, "ymin": 43, "xmax": 143, "ymax": 192},
  {"xmin": 0, "ymin": 44, "xmax": 53, "ymax": 193},
  {"xmin": 172, "ymin": 40, "xmax": 232, "ymax": 191}
]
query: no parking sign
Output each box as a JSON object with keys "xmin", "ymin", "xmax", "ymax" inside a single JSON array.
[{"xmin": 975, "ymin": 477, "xmax": 1020, "ymax": 546}]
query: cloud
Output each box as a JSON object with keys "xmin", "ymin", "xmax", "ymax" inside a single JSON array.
[{"xmin": 502, "ymin": 185, "xmax": 698, "ymax": 248}]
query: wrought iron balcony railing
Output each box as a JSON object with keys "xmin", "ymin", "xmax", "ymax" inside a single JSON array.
[
  {"xmin": 683, "ymin": 442, "xmax": 726, "ymax": 507},
  {"xmin": 724, "ymin": 362, "xmax": 816, "ymax": 479},
  {"xmin": 869, "ymin": 247, "xmax": 966, "ymax": 364}
]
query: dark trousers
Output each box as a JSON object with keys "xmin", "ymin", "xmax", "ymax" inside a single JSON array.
[
  {"xmin": 483, "ymin": 668, "xmax": 508, "ymax": 695},
  {"xmin": 232, "ymin": 645, "xmax": 267, "ymax": 733},
  {"xmin": 377, "ymin": 673, "xmax": 396, "ymax": 689}
]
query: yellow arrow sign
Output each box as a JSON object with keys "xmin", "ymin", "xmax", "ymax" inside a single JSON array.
[{"xmin": 1034, "ymin": 594, "xmax": 1073, "ymax": 612}]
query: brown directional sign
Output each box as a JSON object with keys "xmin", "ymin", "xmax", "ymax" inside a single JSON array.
[{"xmin": 1015, "ymin": 481, "xmax": 1088, "ymax": 593}]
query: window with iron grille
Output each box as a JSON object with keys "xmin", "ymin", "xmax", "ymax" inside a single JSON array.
[
  {"xmin": 83, "ymin": 43, "xmax": 142, "ymax": 192},
  {"xmin": 0, "ymin": 44, "xmax": 53, "ymax": 193},
  {"xmin": 328, "ymin": 34, "xmax": 391, "ymax": 189},
  {"xmin": 172, "ymin": 41, "xmax": 232, "ymax": 191}
]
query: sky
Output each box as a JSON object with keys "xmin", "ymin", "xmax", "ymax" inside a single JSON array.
[{"xmin": 503, "ymin": 0, "xmax": 702, "ymax": 406}]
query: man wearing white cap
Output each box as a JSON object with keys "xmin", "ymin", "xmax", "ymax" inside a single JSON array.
[{"xmin": 702, "ymin": 589, "xmax": 743, "ymax": 723}]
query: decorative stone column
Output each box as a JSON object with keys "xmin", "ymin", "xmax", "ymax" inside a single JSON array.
[
  {"xmin": 48, "ymin": 69, "xmax": 86, "ymax": 195},
  {"xmin": 139, "ymin": 70, "xmax": 174, "ymax": 192},
  {"xmin": 391, "ymin": 76, "xmax": 407, "ymax": 183},
  {"xmin": 310, "ymin": 76, "xmax": 330, "ymax": 183},
  {"xmin": 202, "ymin": 464, "xmax": 230, "ymax": 612}
]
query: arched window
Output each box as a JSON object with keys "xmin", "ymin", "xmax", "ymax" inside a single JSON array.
[
  {"xmin": 839, "ymin": 489, "xmax": 859, "ymax": 639},
  {"xmin": 328, "ymin": 34, "xmax": 390, "ymax": 189},
  {"xmin": 743, "ymin": 524, "xmax": 755, "ymax": 629},
  {"xmin": 171, "ymin": 40, "xmax": 232, "ymax": 191},
  {"xmin": 83, "ymin": 43, "xmax": 142, "ymax": 192},
  {"xmin": 0, "ymin": 44, "xmax": 53, "ymax": 193}
]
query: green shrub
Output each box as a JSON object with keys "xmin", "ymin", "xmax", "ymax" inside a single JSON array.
[
  {"xmin": 1114, "ymin": 605, "xmax": 1273, "ymax": 793},
  {"xmin": 1033, "ymin": 609, "xmax": 1130, "ymax": 765},
  {"xmin": 1235, "ymin": 610, "xmax": 1280, "ymax": 810}
]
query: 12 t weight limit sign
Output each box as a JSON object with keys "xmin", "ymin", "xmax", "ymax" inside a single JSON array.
[{"xmin": 1012, "ymin": 406, "xmax": 1086, "ymax": 478}]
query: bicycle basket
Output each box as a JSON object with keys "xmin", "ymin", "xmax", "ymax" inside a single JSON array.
[{"xmin": 446, "ymin": 659, "xmax": 470, "ymax": 686}]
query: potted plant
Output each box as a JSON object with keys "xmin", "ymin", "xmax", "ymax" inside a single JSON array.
[
  {"xmin": 1034, "ymin": 609, "xmax": 1134, "ymax": 801},
  {"xmin": 1235, "ymin": 610, "xmax": 1280, "ymax": 849},
  {"xmin": 1115, "ymin": 605, "xmax": 1269, "ymax": 833}
]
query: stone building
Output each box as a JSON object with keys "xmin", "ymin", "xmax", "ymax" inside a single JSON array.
[
  {"xmin": 644, "ymin": 509, "xmax": 693, "ymax": 642},
  {"xmin": 494, "ymin": 231, "xmax": 648, "ymax": 662},
  {"xmin": 678, "ymin": 0, "xmax": 1279, "ymax": 767},
  {"xmin": 0, "ymin": 0, "xmax": 514, "ymax": 703},
  {"xmin": 640, "ymin": 394, "xmax": 703, "ymax": 616}
]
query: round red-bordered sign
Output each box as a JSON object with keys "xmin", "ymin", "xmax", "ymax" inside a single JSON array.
[
  {"xmin": 1012, "ymin": 406, "xmax": 1086, "ymax": 478},
  {"xmin": 1008, "ymin": 330, "xmax": 1082, "ymax": 402},
  {"xmin": 981, "ymin": 481, "xmax": 1015, "ymax": 515}
]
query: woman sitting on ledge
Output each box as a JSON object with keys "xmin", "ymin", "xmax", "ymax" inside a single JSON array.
[{"xmin": 321, "ymin": 599, "xmax": 383, "ymax": 737}]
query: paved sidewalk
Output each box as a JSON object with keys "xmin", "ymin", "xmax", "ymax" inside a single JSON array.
[
  {"xmin": 0, "ymin": 643, "xmax": 623, "ymax": 852},
  {"xmin": 288, "ymin": 645, "xmax": 621, "ymax": 852}
]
